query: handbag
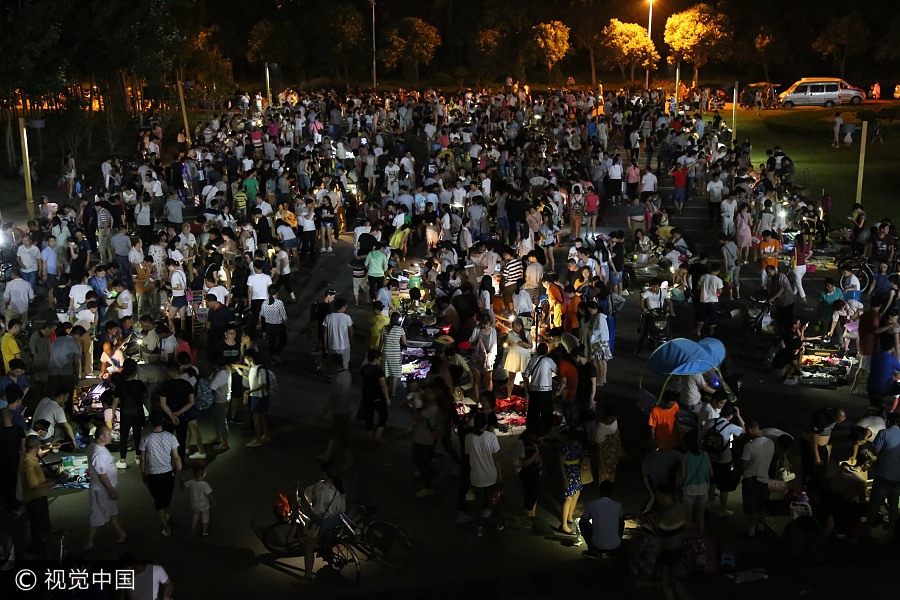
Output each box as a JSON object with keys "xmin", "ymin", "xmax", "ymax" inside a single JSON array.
[{"xmin": 580, "ymin": 457, "xmax": 594, "ymax": 485}]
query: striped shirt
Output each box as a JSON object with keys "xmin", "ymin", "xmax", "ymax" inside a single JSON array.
[
  {"xmin": 259, "ymin": 298, "xmax": 288, "ymax": 325},
  {"xmin": 97, "ymin": 207, "xmax": 113, "ymax": 230},
  {"xmin": 501, "ymin": 258, "xmax": 524, "ymax": 288}
]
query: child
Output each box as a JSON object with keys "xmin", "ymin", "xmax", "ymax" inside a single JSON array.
[{"xmin": 185, "ymin": 466, "xmax": 214, "ymax": 537}]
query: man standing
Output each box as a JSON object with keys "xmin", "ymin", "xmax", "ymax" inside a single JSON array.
[
  {"xmin": 4, "ymin": 270, "xmax": 33, "ymax": 324},
  {"xmin": 40, "ymin": 237, "xmax": 60, "ymax": 308},
  {"xmin": 758, "ymin": 230, "xmax": 781, "ymax": 286},
  {"xmin": 523, "ymin": 343, "xmax": 556, "ymax": 435},
  {"xmin": 16, "ymin": 235, "xmax": 41, "ymax": 290},
  {"xmin": 85, "ymin": 425, "xmax": 128, "ymax": 549},
  {"xmin": 740, "ymin": 419, "xmax": 775, "ymax": 538},
  {"xmin": 20, "ymin": 436, "xmax": 53, "ymax": 556},
  {"xmin": 246, "ymin": 260, "xmax": 272, "ymax": 337},
  {"xmin": 364, "ymin": 243, "xmax": 389, "ymax": 301},
  {"xmin": 323, "ymin": 298, "xmax": 353, "ymax": 369},
  {"xmin": 765, "ymin": 265, "xmax": 796, "ymax": 333},
  {"xmin": 868, "ymin": 412, "xmax": 900, "ymax": 533},
  {"xmin": 696, "ymin": 263, "xmax": 723, "ymax": 338},
  {"xmin": 110, "ymin": 225, "xmax": 133, "ymax": 286},
  {"xmin": 243, "ymin": 350, "xmax": 271, "ymax": 448}
]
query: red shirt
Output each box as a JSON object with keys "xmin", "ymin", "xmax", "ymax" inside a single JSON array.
[
  {"xmin": 672, "ymin": 169, "xmax": 688, "ymax": 189},
  {"xmin": 558, "ymin": 359, "xmax": 579, "ymax": 404}
]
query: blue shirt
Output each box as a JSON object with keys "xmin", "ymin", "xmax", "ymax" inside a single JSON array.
[
  {"xmin": 0, "ymin": 374, "xmax": 30, "ymax": 397},
  {"xmin": 41, "ymin": 246, "xmax": 57, "ymax": 275},
  {"xmin": 868, "ymin": 351, "xmax": 900, "ymax": 396},
  {"xmin": 873, "ymin": 426, "xmax": 900, "ymax": 481}
]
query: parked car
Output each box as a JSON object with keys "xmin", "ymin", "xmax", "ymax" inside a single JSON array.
[{"xmin": 778, "ymin": 78, "xmax": 864, "ymax": 108}]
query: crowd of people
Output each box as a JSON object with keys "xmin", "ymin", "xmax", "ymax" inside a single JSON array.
[{"xmin": 0, "ymin": 81, "xmax": 899, "ymax": 596}]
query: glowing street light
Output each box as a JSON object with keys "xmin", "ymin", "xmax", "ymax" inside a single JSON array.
[{"xmin": 645, "ymin": 0, "xmax": 653, "ymax": 91}]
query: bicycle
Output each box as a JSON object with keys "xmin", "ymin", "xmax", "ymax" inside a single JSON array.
[
  {"xmin": 839, "ymin": 256, "xmax": 875, "ymax": 295},
  {"xmin": 340, "ymin": 504, "xmax": 411, "ymax": 569},
  {"xmin": 262, "ymin": 482, "xmax": 360, "ymax": 587}
]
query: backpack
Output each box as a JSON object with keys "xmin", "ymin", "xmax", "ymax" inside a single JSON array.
[
  {"xmin": 265, "ymin": 368, "xmax": 278, "ymax": 398},
  {"xmin": 702, "ymin": 419, "xmax": 729, "ymax": 461},
  {"xmin": 194, "ymin": 377, "xmax": 214, "ymax": 411}
]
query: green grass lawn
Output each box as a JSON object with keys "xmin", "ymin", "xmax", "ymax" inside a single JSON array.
[{"xmin": 730, "ymin": 103, "xmax": 899, "ymax": 220}]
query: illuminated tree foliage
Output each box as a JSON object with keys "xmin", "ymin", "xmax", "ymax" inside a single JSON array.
[
  {"xmin": 812, "ymin": 14, "xmax": 870, "ymax": 80},
  {"xmin": 533, "ymin": 21, "xmax": 571, "ymax": 83},
  {"xmin": 382, "ymin": 17, "xmax": 442, "ymax": 80},
  {"xmin": 598, "ymin": 19, "xmax": 659, "ymax": 83},
  {"xmin": 664, "ymin": 4, "xmax": 733, "ymax": 86}
]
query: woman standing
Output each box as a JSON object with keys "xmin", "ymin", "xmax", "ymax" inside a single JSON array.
[
  {"xmin": 680, "ymin": 435, "xmax": 712, "ymax": 535},
  {"xmin": 556, "ymin": 430, "xmax": 585, "ymax": 535},
  {"xmin": 592, "ymin": 405, "xmax": 624, "ymax": 483},
  {"xmin": 792, "ymin": 233, "xmax": 812, "ymax": 303},
  {"xmin": 735, "ymin": 202, "xmax": 753, "ymax": 264},
  {"xmin": 503, "ymin": 318, "xmax": 532, "ymax": 398},
  {"xmin": 469, "ymin": 314, "xmax": 498, "ymax": 395},
  {"xmin": 477, "ymin": 276, "xmax": 495, "ymax": 325},
  {"xmin": 380, "ymin": 313, "xmax": 407, "ymax": 398},
  {"xmin": 110, "ymin": 361, "xmax": 149, "ymax": 469},
  {"xmin": 316, "ymin": 197, "xmax": 336, "ymax": 253},
  {"xmin": 606, "ymin": 155, "xmax": 623, "ymax": 207},
  {"xmin": 512, "ymin": 430, "xmax": 542, "ymax": 521},
  {"xmin": 139, "ymin": 411, "xmax": 182, "ymax": 537},
  {"xmin": 569, "ymin": 184, "xmax": 585, "ymax": 241},
  {"xmin": 259, "ymin": 285, "xmax": 288, "ymax": 365},
  {"xmin": 583, "ymin": 186, "xmax": 600, "ymax": 239},
  {"xmin": 64, "ymin": 153, "xmax": 77, "ymax": 198}
]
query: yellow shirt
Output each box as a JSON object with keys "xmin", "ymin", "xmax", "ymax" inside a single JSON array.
[
  {"xmin": 2, "ymin": 332, "xmax": 20, "ymax": 372},
  {"xmin": 369, "ymin": 314, "xmax": 390, "ymax": 349},
  {"xmin": 20, "ymin": 452, "xmax": 48, "ymax": 502}
]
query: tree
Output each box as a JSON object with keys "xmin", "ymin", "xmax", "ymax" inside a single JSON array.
[
  {"xmin": 533, "ymin": 21, "xmax": 570, "ymax": 84},
  {"xmin": 247, "ymin": 19, "xmax": 304, "ymax": 71},
  {"xmin": 753, "ymin": 30, "xmax": 783, "ymax": 85},
  {"xmin": 326, "ymin": 4, "xmax": 365, "ymax": 82},
  {"xmin": 472, "ymin": 28, "xmax": 506, "ymax": 84},
  {"xmin": 382, "ymin": 18, "xmax": 442, "ymax": 80},
  {"xmin": 567, "ymin": 0, "xmax": 623, "ymax": 86},
  {"xmin": 664, "ymin": 4, "xmax": 732, "ymax": 86},
  {"xmin": 812, "ymin": 14, "xmax": 870, "ymax": 80},
  {"xmin": 598, "ymin": 19, "xmax": 659, "ymax": 83}
]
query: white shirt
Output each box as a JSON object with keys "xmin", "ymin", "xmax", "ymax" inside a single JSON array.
[
  {"xmin": 16, "ymin": 245, "xmax": 41, "ymax": 272},
  {"xmin": 115, "ymin": 289, "xmax": 133, "ymax": 318},
  {"xmin": 641, "ymin": 288, "xmax": 667, "ymax": 311},
  {"xmin": 205, "ymin": 285, "xmax": 228, "ymax": 304},
  {"xmin": 741, "ymin": 436, "xmax": 775, "ymax": 481},
  {"xmin": 247, "ymin": 273, "xmax": 273, "ymax": 300},
  {"xmin": 706, "ymin": 179, "xmax": 725, "ymax": 203},
  {"xmin": 698, "ymin": 273, "xmax": 723, "ymax": 303},
  {"xmin": 185, "ymin": 479, "xmax": 213, "ymax": 512},
  {"xmin": 323, "ymin": 311, "xmax": 353, "ymax": 350},
  {"xmin": 4, "ymin": 279, "xmax": 33, "ymax": 314},
  {"xmin": 33, "ymin": 397, "xmax": 67, "ymax": 441},
  {"xmin": 525, "ymin": 355, "xmax": 556, "ymax": 390},
  {"xmin": 88, "ymin": 442, "xmax": 117, "ymax": 491},
  {"xmin": 640, "ymin": 172, "xmax": 658, "ymax": 192},
  {"xmin": 127, "ymin": 564, "xmax": 169, "ymax": 600},
  {"xmin": 465, "ymin": 431, "xmax": 500, "ymax": 488}
]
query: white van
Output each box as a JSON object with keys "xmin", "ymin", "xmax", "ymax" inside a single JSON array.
[{"xmin": 778, "ymin": 78, "xmax": 864, "ymax": 108}]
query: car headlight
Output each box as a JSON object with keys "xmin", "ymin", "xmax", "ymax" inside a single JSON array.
[
  {"xmin": 748, "ymin": 308, "xmax": 762, "ymax": 318},
  {"xmin": 654, "ymin": 320, "xmax": 668, "ymax": 329}
]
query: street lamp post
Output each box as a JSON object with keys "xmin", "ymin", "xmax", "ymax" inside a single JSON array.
[
  {"xmin": 370, "ymin": 0, "xmax": 377, "ymax": 90},
  {"xmin": 645, "ymin": 0, "xmax": 653, "ymax": 91}
]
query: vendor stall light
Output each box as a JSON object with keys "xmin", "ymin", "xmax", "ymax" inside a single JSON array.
[{"xmin": 777, "ymin": 209, "xmax": 786, "ymax": 219}]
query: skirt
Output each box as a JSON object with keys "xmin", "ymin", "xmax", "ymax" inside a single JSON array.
[
  {"xmin": 592, "ymin": 340, "xmax": 613, "ymax": 361},
  {"xmin": 504, "ymin": 346, "xmax": 531, "ymax": 374}
]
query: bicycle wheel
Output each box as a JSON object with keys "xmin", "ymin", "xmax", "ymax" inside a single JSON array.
[
  {"xmin": 325, "ymin": 541, "xmax": 360, "ymax": 587},
  {"xmin": 856, "ymin": 267, "xmax": 870, "ymax": 297},
  {"xmin": 365, "ymin": 520, "xmax": 411, "ymax": 568},
  {"xmin": 262, "ymin": 522, "xmax": 304, "ymax": 557}
]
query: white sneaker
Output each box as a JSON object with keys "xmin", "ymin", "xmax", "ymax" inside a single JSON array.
[
  {"xmin": 189, "ymin": 451, "xmax": 207, "ymax": 460},
  {"xmin": 327, "ymin": 247, "xmax": 333, "ymax": 253},
  {"xmin": 319, "ymin": 248, "xmax": 326, "ymax": 253},
  {"xmin": 783, "ymin": 377, "xmax": 799, "ymax": 386},
  {"xmin": 116, "ymin": 460, "xmax": 127, "ymax": 470}
]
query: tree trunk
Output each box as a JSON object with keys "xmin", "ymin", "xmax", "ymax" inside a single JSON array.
[
  {"xmin": 630, "ymin": 63, "xmax": 636, "ymax": 82},
  {"xmin": 589, "ymin": 47, "xmax": 597, "ymax": 87},
  {"xmin": 692, "ymin": 65, "xmax": 699, "ymax": 88},
  {"xmin": 548, "ymin": 63, "xmax": 552, "ymax": 86},
  {"xmin": 3, "ymin": 108, "xmax": 15, "ymax": 174}
]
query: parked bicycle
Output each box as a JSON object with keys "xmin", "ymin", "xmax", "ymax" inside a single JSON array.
[{"xmin": 262, "ymin": 481, "xmax": 410, "ymax": 587}]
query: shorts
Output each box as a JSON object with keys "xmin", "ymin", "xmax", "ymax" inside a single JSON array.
[
  {"xmin": 502, "ymin": 285, "xmax": 516, "ymax": 307},
  {"xmin": 89, "ymin": 488, "xmax": 119, "ymax": 526},
  {"xmin": 249, "ymin": 395, "xmax": 270, "ymax": 414},
  {"xmin": 331, "ymin": 412, "xmax": 351, "ymax": 446},
  {"xmin": 195, "ymin": 509, "xmax": 210, "ymax": 524},
  {"xmin": 497, "ymin": 216, "xmax": 510, "ymax": 231},
  {"xmin": 700, "ymin": 302, "xmax": 718, "ymax": 325},
  {"xmin": 283, "ymin": 238, "xmax": 299, "ymax": 249},
  {"xmin": 610, "ymin": 272, "xmax": 623, "ymax": 285},
  {"xmin": 860, "ymin": 354, "xmax": 872, "ymax": 371},
  {"xmin": 146, "ymin": 471, "xmax": 175, "ymax": 511},
  {"xmin": 352, "ymin": 276, "xmax": 369, "ymax": 298},
  {"xmin": 171, "ymin": 296, "xmax": 188, "ymax": 309},
  {"xmin": 741, "ymin": 476, "xmax": 769, "ymax": 515},
  {"xmin": 585, "ymin": 210, "xmax": 598, "ymax": 217}
]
